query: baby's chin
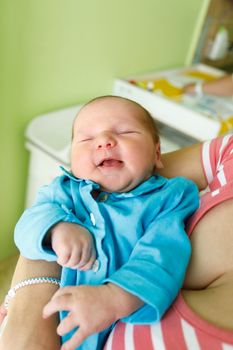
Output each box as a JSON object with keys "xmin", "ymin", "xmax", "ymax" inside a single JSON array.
[
  {"xmin": 100, "ymin": 186, "xmax": 132, "ymax": 193},
  {"xmin": 98, "ymin": 172, "xmax": 154, "ymax": 193},
  {"xmin": 99, "ymin": 179, "xmax": 139, "ymax": 193}
]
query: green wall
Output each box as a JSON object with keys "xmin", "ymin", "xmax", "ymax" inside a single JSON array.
[{"xmin": 0, "ymin": 0, "xmax": 207, "ymax": 260}]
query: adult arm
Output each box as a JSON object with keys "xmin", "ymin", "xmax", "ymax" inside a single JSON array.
[
  {"xmin": 0, "ymin": 255, "xmax": 61, "ymax": 350},
  {"xmin": 160, "ymin": 142, "xmax": 207, "ymax": 190},
  {"xmin": 183, "ymin": 74, "xmax": 233, "ymax": 97}
]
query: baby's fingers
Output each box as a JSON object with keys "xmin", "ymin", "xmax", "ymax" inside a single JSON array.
[
  {"xmin": 43, "ymin": 294, "xmax": 72, "ymax": 318},
  {"xmin": 65, "ymin": 248, "xmax": 82, "ymax": 268},
  {"xmin": 56, "ymin": 249, "xmax": 72, "ymax": 266},
  {"xmin": 57, "ymin": 313, "xmax": 77, "ymax": 336},
  {"xmin": 61, "ymin": 327, "xmax": 89, "ymax": 350},
  {"xmin": 78, "ymin": 247, "xmax": 97, "ymax": 271}
]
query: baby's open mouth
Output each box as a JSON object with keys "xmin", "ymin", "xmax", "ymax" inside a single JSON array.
[{"xmin": 99, "ymin": 159, "xmax": 123, "ymax": 167}]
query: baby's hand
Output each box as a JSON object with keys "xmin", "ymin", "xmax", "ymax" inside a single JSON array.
[
  {"xmin": 43, "ymin": 284, "xmax": 118, "ymax": 350},
  {"xmin": 43, "ymin": 283, "xmax": 143, "ymax": 350},
  {"xmin": 50, "ymin": 222, "xmax": 96, "ymax": 270}
]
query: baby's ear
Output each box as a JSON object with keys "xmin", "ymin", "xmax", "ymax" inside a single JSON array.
[{"xmin": 154, "ymin": 142, "xmax": 164, "ymax": 169}]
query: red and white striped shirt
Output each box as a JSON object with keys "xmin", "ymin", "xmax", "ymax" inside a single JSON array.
[
  {"xmin": 105, "ymin": 294, "xmax": 233, "ymax": 350},
  {"xmin": 104, "ymin": 135, "xmax": 233, "ymax": 350},
  {"xmin": 187, "ymin": 133, "xmax": 233, "ymax": 236}
]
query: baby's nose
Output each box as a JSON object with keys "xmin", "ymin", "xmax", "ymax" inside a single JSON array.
[{"xmin": 96, "ymin": 133, "xmax": 116, "ymax": 149}]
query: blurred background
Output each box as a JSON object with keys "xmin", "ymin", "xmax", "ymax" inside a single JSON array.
[{"xmin": 1, "ymin": 0, "xmax": 233, "ymax": 298}]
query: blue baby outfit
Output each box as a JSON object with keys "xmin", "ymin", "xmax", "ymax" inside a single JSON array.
[{"xmin": 15, "ymin": 169, "xmax": 199, "ymax": 350}]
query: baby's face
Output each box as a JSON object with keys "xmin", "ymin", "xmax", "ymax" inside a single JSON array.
[{"xmin": 71, "ymin": 97, "xmax": 163, "ymax": 192}]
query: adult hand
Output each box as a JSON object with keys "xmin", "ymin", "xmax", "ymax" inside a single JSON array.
[{"xmin": 182, "ymin": 75, "xmax": 233, "ymax": 97}]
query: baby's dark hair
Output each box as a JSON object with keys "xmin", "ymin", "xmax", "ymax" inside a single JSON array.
[{"xmin": 73, "ymin": 95, "xmax": 160, "ymax": 142}]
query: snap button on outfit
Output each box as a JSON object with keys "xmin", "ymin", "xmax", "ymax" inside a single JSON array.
[
  {"xmin": 90, "ymin": 212, "xmax": 96, "ymax": 226},
  {"xmin": 99, "ymin": 194, "xmax": 109, "ymax": 202},
  {"xmin": 92, "ymin": 259, "xmax": 100, "ymax": 273}
]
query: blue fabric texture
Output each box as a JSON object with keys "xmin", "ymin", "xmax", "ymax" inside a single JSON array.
[{"xmin": 14, "ymin": 169, "xmax": 199, "ymax": 350}]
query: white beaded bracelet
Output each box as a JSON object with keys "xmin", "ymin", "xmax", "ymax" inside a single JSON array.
[{"xmin": 4, "ymin": 277, "xmax": 61, "ymax": 310}]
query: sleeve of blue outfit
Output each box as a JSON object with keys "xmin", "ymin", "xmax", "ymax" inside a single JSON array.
[
  {"xmin": 105, "ymin": 181, "xmax": 199, "ymax": 324},
  {"xmin": 14, "ymin": 176, "xmax": 81, "ymax": 261}
]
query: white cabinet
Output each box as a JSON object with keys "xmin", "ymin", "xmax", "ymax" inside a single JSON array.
[{"xmin": 25, "ymin": 105, "xmax": 81, "ymax": 207}]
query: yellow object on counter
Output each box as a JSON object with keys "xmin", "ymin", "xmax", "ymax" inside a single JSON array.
[
  {"xmin": 219, "ymin": 116, "xmax": 233, "ymax": 135},
  {"xmin": 152, "ymin": 79, "xmax": 183, "ymax": 98},
  {"xmin": 184, "ymin": 70, "xmax": 216, "ymax": 81},
  {"xmin": 133, "ymin": 78, "xmax": 183, "ymax": 100}
]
